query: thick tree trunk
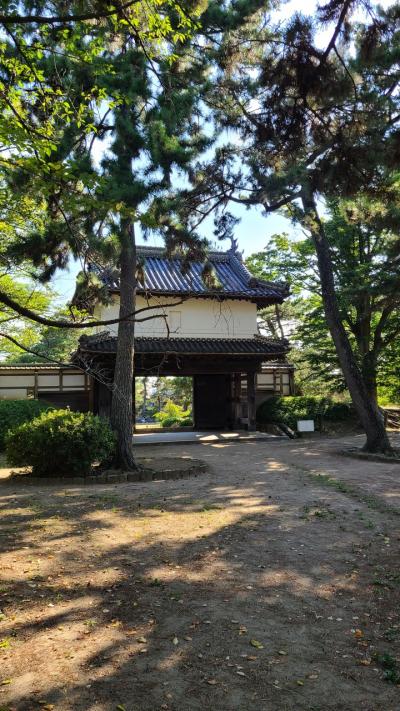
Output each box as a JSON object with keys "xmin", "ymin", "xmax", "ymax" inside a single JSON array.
[
  {"xmin": 361, "ymin": 352, "xmax": 378, "ymax": 406},
  {"xmin": 301, "ymin": 188, "xmax": 392, "ymax": 453},
  {"xmin": 110, "ymin": 220, "xmax": 138, "ymax": 470}
]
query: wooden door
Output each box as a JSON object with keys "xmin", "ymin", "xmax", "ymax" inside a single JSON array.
[{"xmin": 193, "ymin": 374, "xmax": 230, "ymax": 430}]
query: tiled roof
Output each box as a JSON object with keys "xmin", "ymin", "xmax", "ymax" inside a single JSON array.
[
  {"xmin": 77, "ymin": 334, "xmax": 289, "ymax": 357},
  {"xmin": 0, "ymin": 364, "xmax": 78, "ymax": 371},
  {"xmin": 100, "ymin": 246, "xmax": 289, "ymax": 306}
]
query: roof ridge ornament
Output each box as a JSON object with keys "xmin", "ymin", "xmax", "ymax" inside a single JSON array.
[{"xmin": 228, "ymin": 236, "xmax": 244, "ymax": 261}]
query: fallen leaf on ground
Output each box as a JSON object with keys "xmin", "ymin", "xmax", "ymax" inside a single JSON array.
[{"xmin": 250, "ymin": 639, "xmax": 264, "ymax": 649}]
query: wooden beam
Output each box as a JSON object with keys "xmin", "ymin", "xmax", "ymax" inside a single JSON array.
[{"xmin": 134, "ymin": 355, "xmax": 263, "ymax": 376}]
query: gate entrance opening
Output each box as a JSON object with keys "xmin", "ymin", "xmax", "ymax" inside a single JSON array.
[{"xmin": 134, "ymin": 376, "xmax": 193, "ymax": 431}]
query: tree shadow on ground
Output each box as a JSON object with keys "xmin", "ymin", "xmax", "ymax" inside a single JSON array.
[{"xmin": 0, "ymin": 441, "xmax": 399, "ymax": 711}]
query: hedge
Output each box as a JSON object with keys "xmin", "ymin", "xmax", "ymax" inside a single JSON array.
[
  {"xmin": 5, "ymin": 409, "xmax": 115, "ymax": 477},
  {"xmin": 161, "ymin": 416, "xmax": 181, "ymax": 428},
  {"xmin": 0, "ymin": 399, "xmax": 53, "ymax": 450},
  {"xmin": 257, "ymin": 396, "xmax": 353, "ymax": 430},
  {"xmin": 161, "ymin": 416, "xmax": 194, "ymax": 428}
]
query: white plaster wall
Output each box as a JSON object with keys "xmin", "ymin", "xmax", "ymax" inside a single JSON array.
[
  {"xmin": 96, "ymin": 296, "xmax": 258, "ymax": 339},
  {"xmin": 63, "ymin": 374, "xmax": 86, "ymax": 388},
  {"xmin": 37, "ymin": 375, "xmax": 60, "ymax": 388},
  {"xmin": 0, "ymin": 374, "xmax": 35, "ymax": 387},
  {"xmin": 0, "ymin": 389, "xmax": 27, "ymax": 399}
]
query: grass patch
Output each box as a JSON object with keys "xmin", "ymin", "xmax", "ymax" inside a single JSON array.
[
  {"xmin": 293, "ymin": 465, "xmax": 400, "ymax": 517},
  {"xmin": 374, "ymin": 652, "xmax": 400, "ymax": 684},
  {"xmin": 383, "ymin": 627, "xmax": 400, "ymax": 642}
]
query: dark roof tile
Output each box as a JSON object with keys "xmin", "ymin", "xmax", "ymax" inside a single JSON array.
[
  {"xmin": 101, "ymin": 246, "xmax": 288, "ymax": 305},
  {"xmin": 77, "ymin": 334, "xmax": 289, "ymax": 357}
]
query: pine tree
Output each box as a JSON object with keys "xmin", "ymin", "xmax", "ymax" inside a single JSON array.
[
  {"xmin": 190, "ymin": 0, "xmax": 400, "ymax": 452},
  {"xmin": 0, "ymin": 1, "xmax": 208, "ymax": 468},
  {"xmin": 246, "ymin": 196, "xmax": 400, "ymax": 404}
]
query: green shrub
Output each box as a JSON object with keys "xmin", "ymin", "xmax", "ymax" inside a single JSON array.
[
  {"xmin": 257, "ymin": 396, "xmax": 331, "ymax": 430},
  {"xmin": 5, "ymin": 409, "xmax": 115, "ymax": 477},
  {"xmin": 155, "ymin": 399, "xmax": 191, "ymax": 423},
  {"xmin": 161, "ymin": 416, "xmax": 180, "ymax": 428},
  {"xmin": 180, "ymin": 417, "xmax": 193, "ymax": 427},
  {"xmin": 257, "ymin": 396, "xmax": 355, "ymax": 430},
  {"xmin": 0, "ymin": 399, "xmax": 53, "ymax": 450},
  {"xmin": 324, "ymin": 401, "xmax": 353, "ymax": 421}
]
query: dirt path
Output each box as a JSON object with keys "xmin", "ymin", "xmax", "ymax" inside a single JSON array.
[{"xmin": 1, "ymin": 436, "xmax": 400, "ymax": 710}]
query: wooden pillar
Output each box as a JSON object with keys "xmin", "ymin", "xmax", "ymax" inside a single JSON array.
[
  {"xmin": 132, "ymin": 376, "xmax": 136, "ymax": 429},
  {"xmin": 233, "ymin": 372, "xmax": 242, "ymax": 429},
  {"xmin": 88, "ymin": 376, "xmax": 94, "ymax": 412},
  {"xmin": 289, "ymin": 369, "xmax": 295, "ymax": 396},
  {"xmin": 247, "ymin": 371, "xmax": 257, "ymax": 431},
  {"xmin": 97, "ymin": 381, "xmax": 112, "ymax": 419}
]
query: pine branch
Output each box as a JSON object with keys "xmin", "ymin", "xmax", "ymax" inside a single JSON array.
[
  {"xmin": 0, "ymin": 332, "xmax": 77, "ymax": 368},
  {"xmin": 0, "ymin": 288, "xmax": 185, "ymax": 329},
  {"xmin": 320, "ymin": 0, "xmax": 353, "ymax": 62},
  {"xmin": 0, "ymin": 2, "xmax": 141, "ymax": 25}
]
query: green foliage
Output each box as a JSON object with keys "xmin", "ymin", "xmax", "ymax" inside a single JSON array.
[
  {"xmin": 0, "ymin": 399, "xmax": 52, "ymax": 450},
  {"xmin": 5, "ymin": 409, "xmax": 115, "ymax": 477},
  {"xmin": 3, "ymin": 322, "xmax": 83, "ymax": 364},
  {"xmin": 161, "ymin": 415, "xmax": 193, "ymax": 428},
  {"xmin": 155, "ymin": 400, "xmax": 190, "ymax": 422},
  {"xmin": 257, "ymin": 396, "xmax": 345, "ymax": 430},
  {"xmin": 136, "ymin": 376, "xmax": 193, "ymax": 420},
  {"xmin": 161, "ymin": 416, "xmax": 181, "ymax": 428},
  {"xmin": 0, "ymin": 1, "xmax": 208, "ymax": 466},
  {"xmin": 155, "ymin": 399, "xmax": 192, "ymax": 427},
  {"xmin": 324, "ymin": 402, "xmax": 353, "ymax": 421},
  {"xmin": 245, "ymin": 193, "xmax": 400, "ymax": 405},
  {"xmin": 187, "ymin": 0, "xmax": 400, "ymax": 451},
  {"xmin": 374, "ymin": 652, "xmax": 400, "ymax": 684},
  {"xmin": 154, "ymin": 377, "xmax": 192, "ymax": 411}
]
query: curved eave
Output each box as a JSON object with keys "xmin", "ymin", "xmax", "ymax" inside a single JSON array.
[
  {"xmin": 74, "ymin": 335, "xmax": 290, "ymax": 358},
  {"xmin": 108, "ymin": 287, "xmax": 287, "ymax": 307}
]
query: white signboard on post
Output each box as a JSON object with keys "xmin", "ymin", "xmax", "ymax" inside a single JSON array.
[{"xmin": 297, "ymin": 419, "xmax": 315, "ymax": 432}]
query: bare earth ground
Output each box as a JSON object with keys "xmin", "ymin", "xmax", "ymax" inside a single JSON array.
[{"xmin": 1, "ymin": 434, "xmax": 400, "ymax": 711}]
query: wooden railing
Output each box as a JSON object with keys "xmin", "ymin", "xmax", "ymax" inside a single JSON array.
[{"xmin": 382, "ymin": 408, "xmax": 400, "ymax": 431}]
